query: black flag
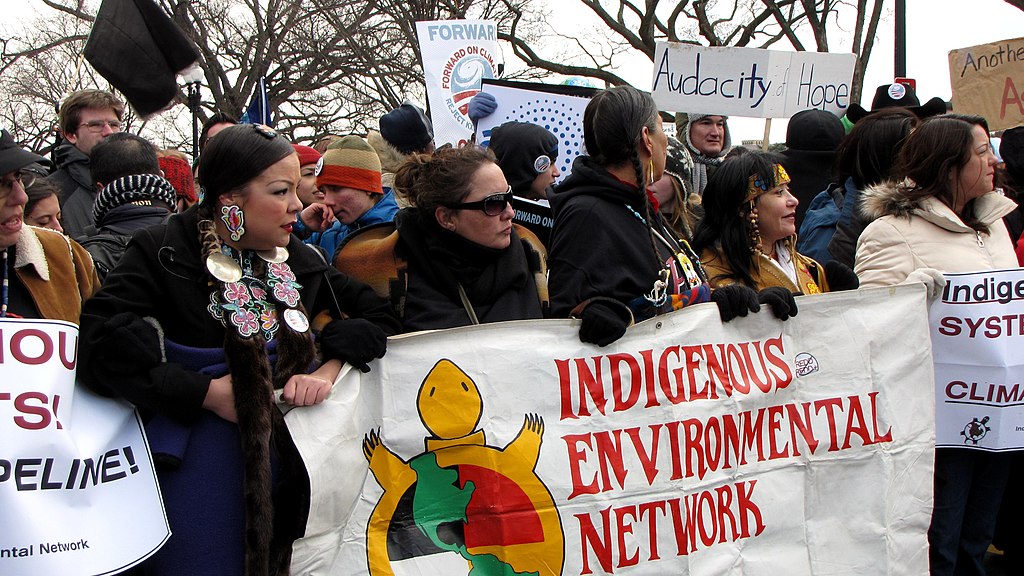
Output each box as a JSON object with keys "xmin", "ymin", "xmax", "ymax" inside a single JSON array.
[{"xmin": 84, "ymin": 0, "xmax": 200, "ymax": 118}]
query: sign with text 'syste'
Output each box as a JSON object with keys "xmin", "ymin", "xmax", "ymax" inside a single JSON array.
[
  {"xmin": 948, "ymin": 37, "xmax": 1024, "ymax": 132},
  {"xmin": 288, "ymin": 285, "xmax": 934, "ymax": 575},
  {"xmin": 931, "ymin": 268, "xmax": 1024, "ymax": 449},
  {"xmin": 651, "ymin": 42, "xmax": 857, "ymax": 118},
  {"xmin": 0, "ymin": 319, "xmax": 168, "ymax": 576},
  {"xmin": 416, "ymin": 19, "xmax": 501, "ymax": 148}
]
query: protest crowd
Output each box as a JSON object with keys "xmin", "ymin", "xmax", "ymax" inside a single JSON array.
[{"xmin": 3, "ymin": 10, "xmax": 1024, "ymax": 576}]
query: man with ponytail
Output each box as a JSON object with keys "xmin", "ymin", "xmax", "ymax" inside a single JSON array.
[{"xmin": 548, "ymin": 85, "xmax": 796, "ymax": 347}]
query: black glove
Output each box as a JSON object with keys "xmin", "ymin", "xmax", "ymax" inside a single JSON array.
[
  {"xmin": 320, "ymin": 318, "xmax": 388, "ymax": 373},
  {"xmin": 757, "ymin": 287, "xmax": 798, "ymax": 320},
  {"xmin": 578, "ymin": 301, "xmax": 631, "ymax": 347},
  {"xmin": 824, "ymin": 260, "xmax": 860, "ymax": 291},
  {"xmin": 95, "ymin": 312, "xmax": 162, "ymax": 374},
  {"xmin": 710, "ymin": 284, "xmax": 760, "ymax": 322}
]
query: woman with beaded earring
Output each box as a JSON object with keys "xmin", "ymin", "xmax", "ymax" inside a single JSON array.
[
  {"xmin": 547, "ymin": 85, "xmax": 797, "ymax": 348},
  {"xmin": 692, "ymin": 150, "xmax": 859, "ymax": 294},
  {"xmin": 78, "ymin": 124, "xmax": 401, "ymax": 576}
]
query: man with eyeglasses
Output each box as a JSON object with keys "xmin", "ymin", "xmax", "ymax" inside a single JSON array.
[{"xmin": 48, "ymin": 89, "xmax": 125, "ymax": 240}]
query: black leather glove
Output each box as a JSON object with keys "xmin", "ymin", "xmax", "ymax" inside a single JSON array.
[
  {"xmin": 578, "ymin": 301, "xmax": 631, "ymax": 347},
  {"xmin": 758, "ymin": 287, "xmax": 799, "ymax": 320},
  {"xmin": 96, "ymin": 312, "xmax": 163, "ymax": 374},
  {"xmin": 710, "ymin": 284, "xmax": 760, "ymax": 322},
  {"xmin": 824, "ymin": 260, "xmax": 860, "ymax": 291},
  {"xmin": 320, "ymin": 318, "xmax": 388, "ymax": 373}
]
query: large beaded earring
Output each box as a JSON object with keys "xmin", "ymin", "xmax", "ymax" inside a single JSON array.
[
  {"xmin": 221, "ymin": 205, "xmax": 246, "ymax": 242},
  {"xmin": 748, "ymin": 201, "xmax": 762, "ymax": 255}
]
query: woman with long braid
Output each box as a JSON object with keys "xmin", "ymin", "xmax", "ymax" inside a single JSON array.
[
  {"xmin": 78, "ymin": 124, "xmax": 400, "ymax": 575},
  {"xmin": 548, "ymin": 85, "xmax": 795, "ymax": 347}
]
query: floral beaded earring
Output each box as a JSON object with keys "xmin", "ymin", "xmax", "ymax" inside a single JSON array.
[{"xmin": 221, "ymin": 204, "xmax": 246, "ymax": 242}]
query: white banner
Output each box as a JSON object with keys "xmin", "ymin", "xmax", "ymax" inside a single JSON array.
[
  {"xmin": 416, "ymin": 19, "xmax": 501, "ymax": 148},
  {"xmin": 474, "ymin": 79, "xmax": 598, "ymax": 185},
  {"xmin": 0, "ymin": 319, "xmax": 168, "ymax": 576},
  {"xmin": 930, "ymin": 268, "xmax": 1024, "ymax": 450},
  {"xmin": 289, "ymin": 285, "xmax": 935, "ymax": 575},
  {"xmin": 651, "ymin": 42, "xmax": 857, "ymax": 118}
]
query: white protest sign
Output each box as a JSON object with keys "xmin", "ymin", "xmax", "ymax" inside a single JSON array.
[
  {"xmin": 0, "ymin": 319, "xmax": 168, "ymax": 575},
  {"xmin": 930, "ymin": 268, "xmax": 1024, "ymax": 450},
  {"xmin": 289, "ymin": 285, "xmax": 934, "ymax": 575},
  {"xmin": 474, "ymin": 79, "xmax": 598, "ymax": 185},
  {"xmin": 416, "ymin": 20, "xmax": 501, "ymax": 148},
  {"xmin": 651, "ymin": 42, "xmax": 857, "ymax": 118}
]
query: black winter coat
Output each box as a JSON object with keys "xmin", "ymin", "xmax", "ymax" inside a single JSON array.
[{"xmin": 78, "ymin": 206, "xmax": 401, "ymax": 423}]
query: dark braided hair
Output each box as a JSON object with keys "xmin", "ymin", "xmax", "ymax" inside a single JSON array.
[{"xmin": 583, "ymin": 85, "xmax": 664, "ymax": 270}]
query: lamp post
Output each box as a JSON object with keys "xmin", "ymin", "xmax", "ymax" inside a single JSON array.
[
  {"xmin": 180, "ymin": 64, "xmax": 205, "ymax": 160},
  {"xmin": 894, "ymin": 0, "xmax": 906, "ymax": 78}
]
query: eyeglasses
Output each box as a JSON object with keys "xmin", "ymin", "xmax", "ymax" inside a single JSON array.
[
  {"xmin": 0, "ymin": 171, "xmax": 35, "ymax": 195},
  {"xmin": 78, "ymin": 120, "xmax": 122, "ymax": 132},
  {"xmin": 444, "ymin": 186, "xmax": 513, "ymax": 216}
]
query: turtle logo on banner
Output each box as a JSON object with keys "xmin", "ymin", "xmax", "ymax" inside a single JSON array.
[{"xmin": 362, "ymin": 359, "xmax": 564, "ymax": 575}]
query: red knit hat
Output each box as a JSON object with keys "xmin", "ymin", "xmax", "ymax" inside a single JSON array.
[
  {"xmin": 315, "ymin": 135, "xmax": 383, "ymax": 194},
  {"xmin": 158, "ymin": 155, "xmax": 198, "ymax": 203},
  {"xmin": 292, "ymin": 143, "xmax": 321, "ymax": 167}
]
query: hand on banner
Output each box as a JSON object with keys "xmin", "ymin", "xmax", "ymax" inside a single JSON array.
[
  {"xmin": 468, "ymin": 92, "xmax": 498, "ymax": 122},
  {"xmin": 710, "ymin": 284, "xmax": 760, "ymax": 322},
  {"xmin": 282, "ymin": 373, "xmax": 334, "ymax": 406},
  {"xmin": 204, "ymin": 374, "xmax": 238, "ymax": 423},
  {"xmin": 577, "ymin": 300, "xmax": 633, "ymax": 347},
  {"xmin": 904, "ymin": 267, "xmax": 947, "ymax": 302},
  {"xmin": 299, "ymin": 203, "xmax": 335, "ymax": 233},
  {"xmin": 320, "ymin": 318, "xmax": 388, "ymax": 373},
  {"xmin": 825, "ymin": 260, "xmax": 860, "ymax": 291},
  {"xmin": 758, "ymin": 287, "xmax": 799, "ymax": 320}
]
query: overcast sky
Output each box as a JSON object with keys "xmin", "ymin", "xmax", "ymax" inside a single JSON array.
[{"xmin": 6, "ymin": 0, "xmax": 1024, "ymax": 143}]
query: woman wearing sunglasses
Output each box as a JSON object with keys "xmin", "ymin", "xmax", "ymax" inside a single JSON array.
[
  {"xmin": 335, "ymin": 145, "xmax": 548, "ymax": 332},
  {"xmin": 548, "ymin": 85, "xmax": 796, "ymax": 347}
]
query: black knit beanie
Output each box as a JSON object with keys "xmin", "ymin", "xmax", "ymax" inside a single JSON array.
[{"xmin": 489, "ymin": 121, "xmax": 559, "ymax": 195}]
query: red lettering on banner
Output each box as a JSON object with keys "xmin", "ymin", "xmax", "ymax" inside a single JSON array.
[
  {"xmin": 562, "ymin": 393, "xmax": 893, "ymax": 492},
  {"xmin": 576, "ymin": 481, "xmax": 766, "ymax": 572},
  {"xmin": 557, "ymin": 335, "xmax": 795, "ymax": 420}
]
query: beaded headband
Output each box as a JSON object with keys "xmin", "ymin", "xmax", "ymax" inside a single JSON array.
[{"xmin": 745, "ymin": 164, "xmax": 790, "ymax": 202}]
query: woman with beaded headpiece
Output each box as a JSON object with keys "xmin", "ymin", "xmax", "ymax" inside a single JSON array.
[
  {"xmin": 78, "ymin": 123, "xmax": 401, "ymax": 575},
  {"xmin": 548, "ymin": 85, "xmax": 797, "ymax": 348},
  {"xmin": 692, "ymin": 150, "xmax": 859, "ymax": 294}
]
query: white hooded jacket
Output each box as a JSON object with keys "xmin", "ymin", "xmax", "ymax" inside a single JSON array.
[{"xmin": 854, "ymin": 181, "xmax": 1018, "ymax": 287}]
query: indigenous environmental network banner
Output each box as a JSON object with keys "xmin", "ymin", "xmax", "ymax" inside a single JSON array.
[
  {"xmin": 948, "ymin": 37, "xmax": 1024, "ymax": 132},
  {"xmin": 651, "ymin": 42, "xmax": 856, "ymax": 118},
  {"xmin": 416, "ymin": 19, "xmax": 501, "ymax": 148},
  {"xmin": 930, "ymin": 268, "xmax": 1024, "ymax": 450},
  {"xmin": 289, "ymin": 285, "xmax": 934, "ymax": 575},
  {"xmin": 0, "ymin": 319, "xmax": 168, "ymax": 575}
]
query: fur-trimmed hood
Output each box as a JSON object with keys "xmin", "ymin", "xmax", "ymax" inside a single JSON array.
[{"xmin": 859, "ymin": 179, "xmax": 1017, "ymax": 232}]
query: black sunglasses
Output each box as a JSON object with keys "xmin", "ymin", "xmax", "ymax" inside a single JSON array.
[{"xmin": 444, "ymin": 186, "xmax": 513, "ymax": 216}]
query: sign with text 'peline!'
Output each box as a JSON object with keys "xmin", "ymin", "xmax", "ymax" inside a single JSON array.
[
  {"xmin": 948, "ymin": 37, "xmax": 1024, "ymax": 132},
  {"xmin": 0, "ymin": 319, "xmax": 168, "ymax": 575},
  {"xmin": 651, "ymin": 42, "xmax": 857, "ymax": 118}
]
